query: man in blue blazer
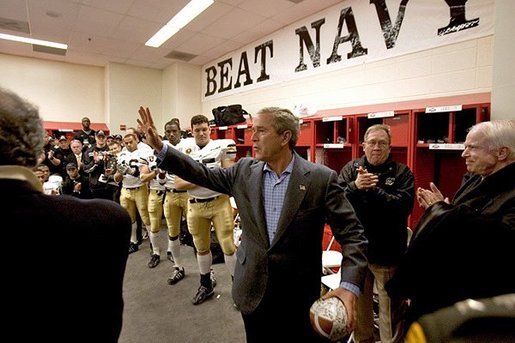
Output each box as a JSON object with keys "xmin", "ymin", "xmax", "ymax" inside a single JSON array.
[
  {"xmin": 1, "ymin": 87, "xmax": 131, "ymax": 342},
  {"xmin": 139, "ymin": 106, "xmax": 368, "ymax": 342}
]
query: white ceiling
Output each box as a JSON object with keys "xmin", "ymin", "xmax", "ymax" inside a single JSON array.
[{"xmin": 0, "ymin": 0, "xmax": 343, "ymax": 69}]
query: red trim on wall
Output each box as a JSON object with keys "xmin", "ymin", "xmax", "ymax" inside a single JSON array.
[
  {"xmin": 305, "ymin": 93, "xmax": 491, "ymax": 118},
  {"xmin": 43, "ymin": 121, "xmax": 110, "ymax": 132}
]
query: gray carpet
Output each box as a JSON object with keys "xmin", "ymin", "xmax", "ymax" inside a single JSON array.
[{"xmin": 119, "ymin": 233, "xmax": 246, "ymax": 343}]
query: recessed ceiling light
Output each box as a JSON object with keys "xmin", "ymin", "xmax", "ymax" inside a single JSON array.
[
  {"xmin": 0, "ymin": 33, "xmax": 67, "ymax": 50},
  {"xmin": 145, "ymin": 0, "xmax": 214, "ymax": 48}
]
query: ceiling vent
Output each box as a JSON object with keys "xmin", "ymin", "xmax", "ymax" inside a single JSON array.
[
  {"xmin": 287, "ymin": 0, "xmax": 305, "ymax": 4},
  {"xmin": 0, "ymin": 16, "xmax": 30, "ymax": 33},
  {"xmin": 165, "ymin": 50, "xmax": 197, "ymax": 62},
  {"xmin": 33, "ymin": 44, "xmax": 67, "ymax": 56}
]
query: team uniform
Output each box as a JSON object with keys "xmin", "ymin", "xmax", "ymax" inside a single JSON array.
[
  {"xmin": 162, "ymin": 138, "xmax": 196, "ymax": 283},
  {"xmin": 145, "ymin": 154, "xmax": 166, "ymax": 267},
  {"xmin": 117, "ymin": 147, "xmax": 152, "ymax": 252},
  {"xmin": 186, "ymin": 138, "xmax": 237, "ymax": 304}
]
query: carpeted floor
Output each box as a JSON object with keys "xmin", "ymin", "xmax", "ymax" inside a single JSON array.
[{"xmin": 119, "ymin": 230, "xmax": 246, "ymax": 343}]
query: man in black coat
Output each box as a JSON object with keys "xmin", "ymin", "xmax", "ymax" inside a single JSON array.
[
  {"xmin": 0, "ymin": 87, "xmax": 131, "ymax": 342},
  {"xmin": 388, "ymin": 120, "xmax": 515, "ymax": 331},
  {"xmin": 338, "ymin": 124, "xmax": 414, "ymax": 343}
]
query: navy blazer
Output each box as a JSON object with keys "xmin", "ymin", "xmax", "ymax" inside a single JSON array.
[
  {"xmin": 2, "ymin": 168, "xmax": 131, "ymax": 342},
  {"xmin": 159, "ymin": 149, "xmax": 367, "ymax": 315}
]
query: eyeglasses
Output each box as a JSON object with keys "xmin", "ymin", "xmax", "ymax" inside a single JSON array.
[{"xmin": 365, "ymin": 140, "xmax": 389, "ymax": 148}]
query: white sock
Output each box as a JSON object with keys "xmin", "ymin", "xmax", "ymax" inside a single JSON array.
[
  {"xmin": 224, "ymin": 253, "xmax": 236, "ymax": 277},
  {"xmin": 197, "ymin": 252, "xmax": 212, "ymax": 275},
  {"xmin": 130, "ymin": 222, "xmax": 138, "ymax": 244},
  {"xmin": 169, "ymin": 239, "xmax": 182, "ymax": 268},
  {"xmin": 149, "ymin": 231, "xmax": 160, "ymax": 255},
  {"xmin": 167, "ymin": 236, "xmax": 174, "ymax": 252}
]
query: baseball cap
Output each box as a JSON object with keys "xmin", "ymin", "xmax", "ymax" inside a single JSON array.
[
  {"xmin": 107, "ymin": 134, "xmax": 114, "ymax": 140},
  {"xmin": 114, "ymin": 134, "xmax": 123, "ymax": 140},
  {"xmin": 59, "ymin": 135, "xmax": 67, "ymax": 141},
  {"xmin": 96, "ymin": 130, "xmax": 106, "ymax": 137},
  {"xmin": 66, "ymin": 162, "xmax": 77, "ymax": 170}
]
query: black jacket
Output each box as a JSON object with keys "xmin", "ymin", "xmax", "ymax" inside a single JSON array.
[
  {"xmin": 338, "ymin": 156, "xmax": 414, "ymax": 265},
  {"xmin": 387, "ymin": 162, "xmax": 515, "ymax": 323},
  {"xmin": 1, "ymin": 167, "xmax": 130, "ymax": 342}
]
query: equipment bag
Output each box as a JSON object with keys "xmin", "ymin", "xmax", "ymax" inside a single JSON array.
[{"xmin": 212, "ymin": 104, "xmax": 250, "ymax": 126}]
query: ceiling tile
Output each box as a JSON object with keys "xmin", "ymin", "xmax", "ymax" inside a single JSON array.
[
  {"xmin": 237, "ymin": 0, "xmax": 294, "ymax": 18},
  {"xmin": 0, "ymin": 0, "xmax": 342, "ymax": 69},
  {"xmin": 202, "ymin": 7, "xmax": 267, "ymax": 40},
  {"xmin": 75, "ymin": 5, "xmax": 124, "ymax": 36},
  {"xmin": 0, "ymin": 0, "xmax": 28, "ymax": 21}
]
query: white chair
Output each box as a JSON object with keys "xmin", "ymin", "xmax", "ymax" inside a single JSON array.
[
  {"xmin": 322, "ymin": 236, "xmax": 343, "ymax": 273},
  {"xmin": 320, "ymin": 242, "xmax": 354, "ymax": 343}
]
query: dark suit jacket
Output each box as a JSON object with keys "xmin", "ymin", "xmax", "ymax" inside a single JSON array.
[
  {"xmin": 2, "ymin": 167, "xmax": 131, "ymax": 342},
  {"xmin": 387, "ymin": 162, "xmax": 515, "ymax": 323},
  {"xmin": 159, "ymin": 149, "xmax": 367, "ymax": 315}
]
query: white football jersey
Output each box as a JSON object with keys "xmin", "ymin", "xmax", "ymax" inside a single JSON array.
[
  {"xmin": 117, "ymin": 148, "xmax": 152, "ymax": 188},
  {"xmin": 185, "ymin": 139, "xmax": 236, "ymax": 199},
  {"xmin": 163, "ymin": 138, "xmax": 196, "ymax": 190},
  {"xmin": 147, "ymin": 154, "xmax": 165, "ymax": 191}
]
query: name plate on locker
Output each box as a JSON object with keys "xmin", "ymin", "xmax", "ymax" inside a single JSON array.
[
  {"xmin": 425, "ymin": 105, "xmax": 462, "ymax": 113},
  {"xmin": 236, "ymin": 124, "xmax": 247, "ymax": 129},
  {"xmin": 368, "ymin": 111, "xmax": 394, "ymax": 119},
  {"xmin": 323, "ymin": 143, "xmax": 344, "ymax": 149},
  {"xmin": 322, "ymin": 116, "xmax": 343, "ymax": 122},
  {"xmin": 218, "ymin": 126, "xmax": 228, "ymax": 130},
  {"xmin": 429, "ymin": 143, "xmax": 465, "ymax": 150}
]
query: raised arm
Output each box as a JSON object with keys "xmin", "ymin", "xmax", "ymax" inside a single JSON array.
[{"xmin": 137, "ymin": 106, "xmax": 163, "ymax": 152}]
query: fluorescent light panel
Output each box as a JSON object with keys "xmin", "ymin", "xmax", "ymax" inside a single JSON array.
[
  {"xmin": 145, "ymin": 0, "xmax": 214, "ymax": 48},
  {"xmin": 0, "ymin": 33, "xmax": 67, "ymax": 50}
]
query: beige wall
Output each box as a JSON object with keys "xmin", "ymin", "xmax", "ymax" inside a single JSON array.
[
  {"xmin": 162, "ymin": 62, "xmax": 202, "ymax": 131},
  {"xmin": 201, "ymin": 36, "xmax": 493, "ymax": 116},
  {"xmin": 105, "ymin": 63, "xmax": 162, "ymax": 136},
  {"xmin": 0, "ymin": 54, "xmax": 104, "ymax": 122},
  {"xmin": 1, "ymin": 1, "xmax": 510, "ymax": 128},
  {"xmin": 492, "ymin": 0, "xmax": 515, "ymax": 120},
  {"xmin": 0, "ymin": 55, "xmax": 202, "ymax": 135}
]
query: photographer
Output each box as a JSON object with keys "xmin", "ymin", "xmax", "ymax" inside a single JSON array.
[{"xmin": 83, "ymin": 130, "xmax": 117, "ymax": 200}]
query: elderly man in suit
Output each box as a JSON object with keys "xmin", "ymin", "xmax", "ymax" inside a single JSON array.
[
  {"xmin": 0, "ymin": 87, "xmax": 131, "ymax": 342},
  {"xmin": 387, "ymin": 120, "xmax": 515, "ymax": 337},
  {"xmin": 138, "ymin": 106, "xmax": 368, "ymax": 342}
]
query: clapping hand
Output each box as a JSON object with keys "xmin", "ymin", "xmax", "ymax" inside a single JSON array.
[
  {"xmin": 355, "ymin": 166, "xmax": 378, "ymax": 190},
  {"xmin": 137, "ymin": 107, "xmax": 164, "ymax": 152},
  {"xmin": 416, "ymin": 182, "xmax": 449, "ymax": 209}
]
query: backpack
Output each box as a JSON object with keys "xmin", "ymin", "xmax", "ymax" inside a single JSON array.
[{"xmin": 211, "ymin": 104, "xmax": 250, "ymax": 126}]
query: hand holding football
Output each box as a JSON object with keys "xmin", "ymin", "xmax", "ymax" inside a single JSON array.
[{"xmin": 310, "ymin": 296, "xmax": 349, "ymax": 341}]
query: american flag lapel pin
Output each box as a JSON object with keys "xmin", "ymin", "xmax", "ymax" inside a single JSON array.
[{"xmin": 299, "ymin": 185, "xmax": 306, "ymax": 191}]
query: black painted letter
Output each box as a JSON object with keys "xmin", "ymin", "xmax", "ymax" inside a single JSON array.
[
  {"xmin": 217, "ymin": 58, "xmax": 233, "ymax": 93},
  {"xmin": 327, "ymin": 7, "xmax": 368, "ymax": 64},
  {"xmin": 204, "ymin": 66, "xmax": 217, "ymax": 97},
  {"xmin": 255, "ymin": 40, "xmax": 273, "ymax": 83},
  {"xmin": 294, "ymin": 18, "xmax": 325, "ymax": 72},
  {"xmin": 438, "ymin": 0, "xmax": 479, "ymax": 36},
  {"xmin": 370, "ymin": 0, "xmax": 409, "ymax": 49},
  {"xmin": 234, "ymin": 51, "xmax": 253, "ymax": 89}
]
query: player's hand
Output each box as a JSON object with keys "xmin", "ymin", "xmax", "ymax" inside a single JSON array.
[
  {"xmin": 117, "ymin": 163, "xmax": 128, "ymax": 175},
  {"xmin": 137, "ymin": 106, "xmax": 163, "ymax": 152}
]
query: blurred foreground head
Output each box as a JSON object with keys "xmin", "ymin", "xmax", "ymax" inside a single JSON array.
[{"xmin": 0, "ymin": 87, "xmax": 44, "ymax": 167}]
